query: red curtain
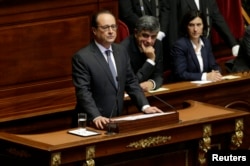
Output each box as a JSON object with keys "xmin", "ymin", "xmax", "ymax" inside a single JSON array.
[{"xmin": 211, "ymin": 0, "xmax": 245, "ymax": 45}]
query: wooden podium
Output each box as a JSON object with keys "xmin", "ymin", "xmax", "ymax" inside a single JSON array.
[
  {"xmin": 0, "ymin": 101, "xmax": 249, "ymax": 166},
  {"xmin": 106, "ymin": 110, "xmax": 179, "ymax": 133}
]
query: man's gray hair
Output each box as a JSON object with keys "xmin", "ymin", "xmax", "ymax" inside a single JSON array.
[{"xmin": 135, "ymin": 15, "xmax": 160, "ymax": 33}]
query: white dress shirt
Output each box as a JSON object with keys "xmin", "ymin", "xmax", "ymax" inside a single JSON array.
[{"xmin": 194, "ymin": 0, "xmax": 200, "ymax": 10}]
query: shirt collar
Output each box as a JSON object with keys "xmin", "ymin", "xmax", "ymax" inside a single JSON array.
[
  {"xmin": 94, "ymin": 40, "xmax": 113, "ymax": 54},
  {"xmin": 190, "ymin": 38, "xmax": 204, "ymax": 50}
]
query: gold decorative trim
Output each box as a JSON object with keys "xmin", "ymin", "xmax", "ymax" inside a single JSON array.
[
  {"xmin": 51, "ymin": 152, "xmax": 61, "ymax": 166},
  {"xmin": 198, "ymin": 124, "xmax": 212, "ymax": 165},
  {"xmin": 6, "ymin": 147, "xmax": 31, "ymax": 158},
  {"xmin": 84, "ymin": 145, "xmax": 95, "ymax": 166},
  {"xmin": 184, "ymin": 149, "xmax": 189, "ymax": 166},
  {"xmin": 231, "ymin": 118, "xmax": 244, "ymax": 150},
  {"xmin": 126, "ymin": 136, "xmax": 171, "ymax": 149}
]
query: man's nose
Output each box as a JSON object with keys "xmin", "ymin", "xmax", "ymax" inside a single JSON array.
[{"xmin": 146, "ymin": 36, "xmax": 153, "ymax": 43}]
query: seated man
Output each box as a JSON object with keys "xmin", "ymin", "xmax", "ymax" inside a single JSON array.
[
  {"xmin": 232, "ymin": 25, "xmax": 250, "ymax": 72},
  {"xmin": 120, "ymin": 15, "xmax": 164, "ymax": 91}
]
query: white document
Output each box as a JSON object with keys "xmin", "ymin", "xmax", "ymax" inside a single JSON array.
[
  {"xmin": 114, "ymin": 112, "xmax": 175, "ymax": 121},
  {"xmin": 149, "ymin": 87, "xmax": 169, "ymax": 93},
  {"xmin": 124, "ymin": 87, "xmax": 169, "ymax": 98},
  {"xmin": 190, "ymin": 80, "xmax": 212, "ymax": 84},
  {"xmin": 222, "ymin": 75, "xmax": 241, "ymax": 80},
  {"xmin": 68, "ymin": 129, "xmax": 100, "ymax": 137}
]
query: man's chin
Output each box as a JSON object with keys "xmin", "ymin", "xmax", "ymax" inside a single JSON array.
[{"xmin": 107, "ymin": 38, "xmax": 116, "ymax": 43}]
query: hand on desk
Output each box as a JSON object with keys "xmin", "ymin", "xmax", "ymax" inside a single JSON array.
[
  {"xmin": 143, "ymin": 106, "xmax": 163, "ymax": 114},
  {"xmin": 93, "ymin": 116, "xmax": 110, "ymax": 129},
  {"xmin": 93, "ymin": 106, "xmax": 163, "ymax": 129},
  {"xmin": 206, "ymin": 70, "xmax": 222, "ymax": 82}
]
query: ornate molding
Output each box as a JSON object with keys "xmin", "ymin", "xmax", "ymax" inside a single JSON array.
[
  {"xmin": 84, "ymin": 145, "xmax": 95, "ymax": 166},
  {"xmin": 198, "ymin": 124, "xmax": 212, "ymax": 165},
  {"xmin": 231, "ymin": 118, "xmax": 244, "ymax": 150},
  {"xmin": 51, "ymin": 152, "xmax": 61, "ymax": 166},
  {"xmin": 127, "ymin": 136, "xmax": 171, "ymax": 149},
  {"xmin": 6, "ymin": 147, "xmax": 31, "ymax": 158}
]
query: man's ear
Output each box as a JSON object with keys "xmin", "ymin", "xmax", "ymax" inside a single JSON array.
[
  {"xmin": 92, "ymin": 27, "xmax": 97, "ymax": 35},
  {"xmin": 134, "ymin": 29, "xmax": 139, "ymax": 38},
  {"xmin": 134, "ymin": 28, "xmax": 138, "ymax": 34}
]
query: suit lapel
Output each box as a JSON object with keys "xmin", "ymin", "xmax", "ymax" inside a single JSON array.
[
  {"xmin": 90, "ymin": 42, "xmax": 117, "ymax": 89},
  {"xmin": 112, "ymin": 44, "xmax": 121, "ymax": 87},
  {"xmin": 186, "ymin": 39, "xmax": 201, "ymax": 72},
  {"xmin": 185, "ymin": 0, "xmax": 198, "ymax": 10},
  {"xmin": 201, "ymin": 45, "xmax": 208, "ymax": 71},
  {"xmin": 143, "ymin": 0, "xmax": 154, "ymax": 15},
  {"xmin": 199, "ymin": 0, "xmax": 208, "ymax": 13}
]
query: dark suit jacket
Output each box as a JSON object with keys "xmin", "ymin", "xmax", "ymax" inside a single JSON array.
[
  {"xmin": 171, "ymin": 37, "xmax": 220, "ymax": 81},
  {"xmin": 232, "ymin": 25, "xmax": 250, "ymax": 72},
  {"xmin": 118, "ymin": 0, "xmax": 169, "ymax": 34},
  {"xmin": 167, "ymin": 0, "xmax": 237, "ymax": 48},
  {"xmin": 72, "ymin": 41, "xmax": 148, "ymax": 122},
  {"xmin": 121, "ymin": 35, "xmax": 164, "ymax": 89}
]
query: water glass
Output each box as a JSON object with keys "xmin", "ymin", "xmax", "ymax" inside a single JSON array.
[{"xmin": 78, "ymin": 113, "xmax": 87, "ymax": 132}]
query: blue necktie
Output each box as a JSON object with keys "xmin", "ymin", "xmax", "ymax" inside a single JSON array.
[{"xmin": 105, "ymin": 50, "xmax": 118, "ymax": 88}]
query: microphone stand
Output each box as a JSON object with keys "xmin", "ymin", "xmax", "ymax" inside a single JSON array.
[
  {"xmin": 147, "ymin": 91, "xmax": 177, "ymax": 112},
  {"xmin": 106, "ymin": 102, "xmax": 118, "ymax": 135},
  {"xmin": 106, "ymin": 77, "xmax": 119, "ymax": 135}
]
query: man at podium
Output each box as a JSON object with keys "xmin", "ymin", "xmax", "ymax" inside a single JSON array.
[{"xmin": 72, "ymin": 10, "xmax": 162, "ymax": 130}]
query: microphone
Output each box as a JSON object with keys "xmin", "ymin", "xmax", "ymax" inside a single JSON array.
[
  {"xmin": 109, "ymin": 76, "xmax": 119, "ymax": 119},
  {"xmin": 106, "ymin": 77, "xmax": 119, "ymax": 135},
  {"xmin": 148, "ymin": 91, "xmax": 177, "ymax": 112}
]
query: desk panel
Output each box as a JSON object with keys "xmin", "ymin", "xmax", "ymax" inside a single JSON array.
[
  {"xmin": 125, "ymin": 73, "xmax": 250, "ymax": 114},
  {"xmin": 0, "ymin": 101, "xmax": 249, "ymax": 166}
]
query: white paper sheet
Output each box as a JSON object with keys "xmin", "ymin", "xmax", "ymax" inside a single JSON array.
[
  {"xmin": 124, "ymin": 87, "xmax": 169, "ymax": 98},
  {"xmin": 222, "ymin": 75, "xmax": 241, "ymax": 80},
  {"xmin": 114, "ymin": 112, "xmax": 175, "ymax": 121},
  {"xmin": 190, "ymin": 80, "xmax": 212, "ymax": 84},
  {"xmin": 149, "ymin": 87, "xmax": 169, "ymax": 93},
  {"xmin": 68, "ymin": 129, "xmax": 100, "ymax": 137}
]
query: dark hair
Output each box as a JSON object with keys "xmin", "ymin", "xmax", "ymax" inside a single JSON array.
[
  {"xmin": 91, "ymin": 10, "xmax": 116, "ymax": 28},
  {"xmin": 135, "ymin": 15, "xmax": 160, "ymax": 33},
  {"xmin": 180, "ymin": 10, "xmax": 208, "ymax": 37}
]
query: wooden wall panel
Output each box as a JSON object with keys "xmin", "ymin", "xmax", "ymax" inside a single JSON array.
[
  {"xmin": 0, "ymin": 2, "xmax": 99, "ymax": 86},
  {"xmin": 0, "ymin": 0, "xmax": 118, "ymax": 89},
  {"xmin": 0, "ymin": 0, "xmax": 119, "ymax": 132},
  {"xmin": 0, "ymin": 16, "xmax": 90, "ymax": 85}
]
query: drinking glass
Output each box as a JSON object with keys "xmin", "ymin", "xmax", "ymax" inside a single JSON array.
[{"xmin": 78, "ymin": 113, "xmax": 87, "ymax": 133}]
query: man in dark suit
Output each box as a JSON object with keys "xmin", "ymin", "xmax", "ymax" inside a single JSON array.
[
  {"xmin": 121, "ymin": 16, "xmax": 164, "ymax": 91},
  {"xmin": 166, "ymin": 0, "xmax": 240, "ymax": 70},
  {"xmin": 232, "ymin": 25, "xmax": 250, "ymax": 72},
  {"xmin": 118, "ymin": 0, "xmax": 169, "ymax": 41},
  {"xmin": 72, "ymin": 10, "xmax": 162, "ymax": 130}
]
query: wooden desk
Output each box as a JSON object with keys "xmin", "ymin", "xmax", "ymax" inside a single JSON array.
[
  {"xmin": 125, "ymin": 73, "xmax": 250, "ymax": 113},
  {"xmin": 0, "ymin": 73, "xmax": 249, "ymax": 136},
  {"xmin": 0, "ymin": 101, "xmax": 249, "ymax": 166},
  {"xmin": 124, "ymin": 73, "xmax": 250, "ymax": 149}
]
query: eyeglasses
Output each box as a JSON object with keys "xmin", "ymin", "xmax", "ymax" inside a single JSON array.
[
  {"xmin": 141, "ymin": 32, "xmax": 157, "ymax": 40},
  {"xmin": 97, "ymin": 24, "xmax": 118, "ymax": 31}
]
